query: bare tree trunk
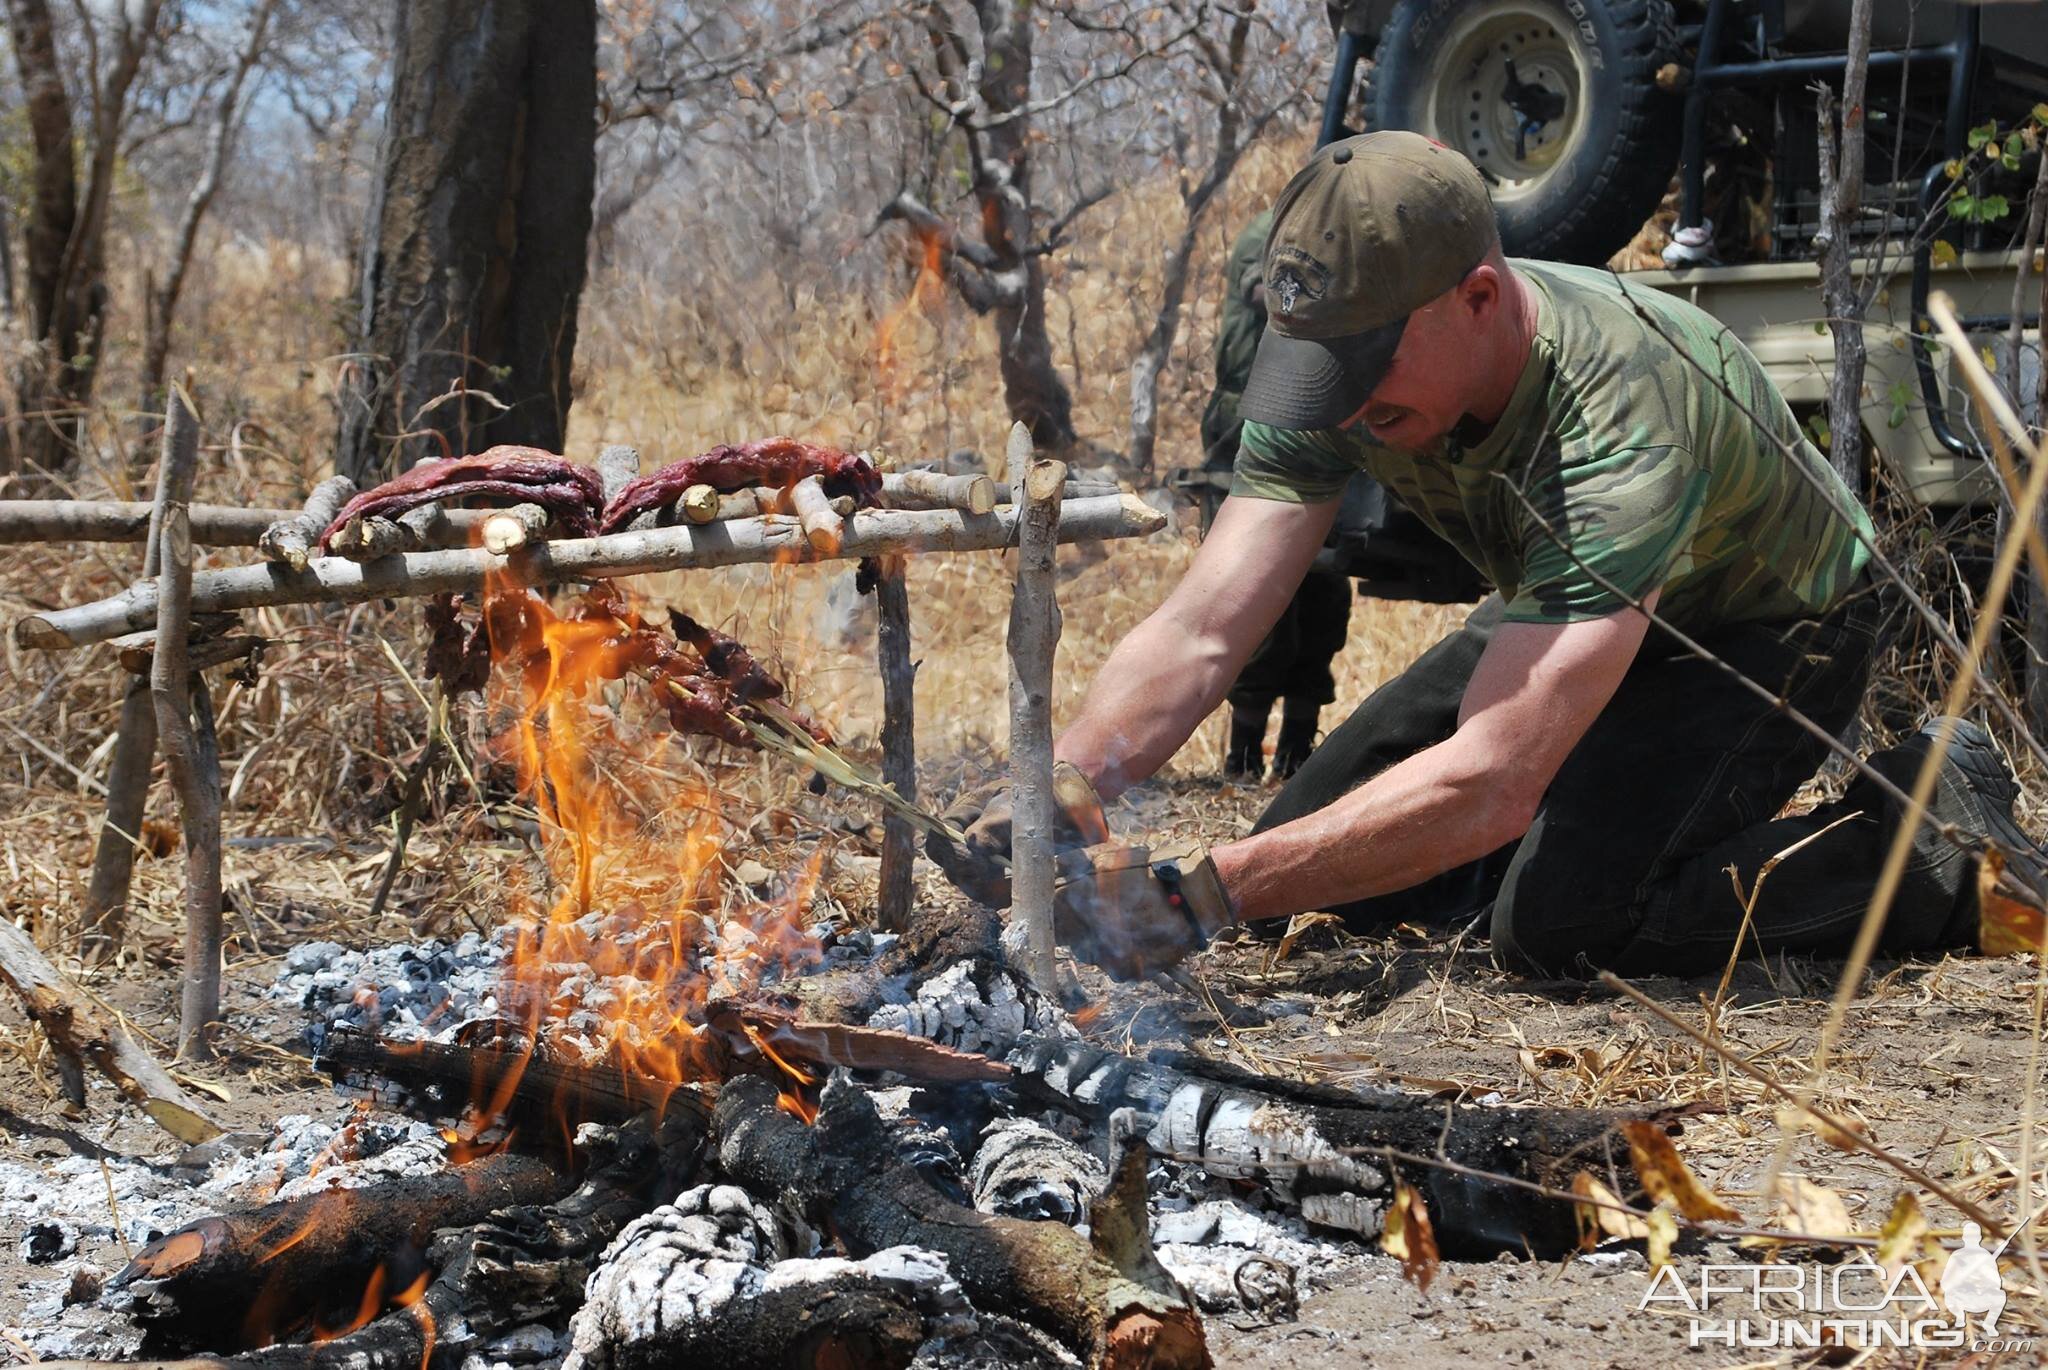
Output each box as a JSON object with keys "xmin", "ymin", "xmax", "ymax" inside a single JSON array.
[
  {"xmin": 334, "ymin": 0, "xmax": 597, "ymax": 485},
  {"xmin": 1127, "ymin": 9, "xmax": 1258, "ymax": 479},
  {"xmin": 1813, "ymin": 0, "xmax": 1875, "ymax": 497},
  {"xmin": 2, "ymin": 0, "xmax": 165, "ymax": 486},
  {"xmin": 970, "ymin": 2, "xmax": 1076, "ymax": 454},
  {"xmin": 140, "ymin": 0, "xmax": 279, "ymax": 410}
]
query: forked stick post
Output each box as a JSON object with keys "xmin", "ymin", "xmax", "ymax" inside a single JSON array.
[
  {"xmin": 147, "ymin": 388, "xmax": 223, "ymax": 1061},
  {"xmin": 876, "ymin": 557, "xmax": 917, "ymax": 931},
  {"xmin": 1007, "ymin": 422, "xmax": 1066, "ymax": 995}
]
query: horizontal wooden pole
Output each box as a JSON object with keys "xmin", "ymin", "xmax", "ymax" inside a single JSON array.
[
  {"xmin": 15, "ymin": 494, "xmax": 1166, "ymax": 651},
  {"xmin": 0, "ymin": 499, "xmax": 499, "ymax": 548}
]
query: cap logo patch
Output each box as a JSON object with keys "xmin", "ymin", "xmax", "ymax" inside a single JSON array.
[{"xmin": 1266, "ymin": 246, "xmax": 1331, "ymax": 316}]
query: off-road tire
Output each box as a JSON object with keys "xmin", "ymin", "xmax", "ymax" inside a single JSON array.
[{"xmin": 1363, "ymin": 0, "xmax": 1682, "ymax": 265}]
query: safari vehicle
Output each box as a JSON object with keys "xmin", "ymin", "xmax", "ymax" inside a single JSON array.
[{"xmin": 1242, "ymin": 0, "xmax": 2048, "ymax": 602}]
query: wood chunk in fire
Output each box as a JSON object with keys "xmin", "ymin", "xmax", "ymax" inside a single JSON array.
[
  {"xmin": 562, "ymin": 1185, "xmax": 969, "ymax": 1370},
  {"xmin": 111, "ymin": 1150, "xmax": 575, "ymax": 1353},
  {"xmin": 715, "ymin": 1073, "xmax": 1209, "ymax": 1370}
]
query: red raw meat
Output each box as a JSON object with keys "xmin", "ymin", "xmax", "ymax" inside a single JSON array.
[
  {"xmin": 597, "ymin": 438, "xmax": 882, "ymax": 533},
  {"xmin": 316, "ymin": 447, "xmax": 605, "ymax": 550}
]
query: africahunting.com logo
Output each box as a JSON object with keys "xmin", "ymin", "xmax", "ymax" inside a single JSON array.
[{"xmin": 1640, "ymin": 1225, "xmax": 2037, "ymax": 1353}]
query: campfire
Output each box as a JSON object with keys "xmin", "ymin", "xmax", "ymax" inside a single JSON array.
[
  {"xmin": 0, "ymin": 564, "xmax": 1652, "ymax": 1370},
  {"xmin": 0, "ymin": 427, "xmax": 1677, "ymax": 1370}
]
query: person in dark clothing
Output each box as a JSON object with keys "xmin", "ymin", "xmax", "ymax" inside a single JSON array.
[{"xmin": 1199, "ymin": 209, "xmax": 1352, "ymax": 780}]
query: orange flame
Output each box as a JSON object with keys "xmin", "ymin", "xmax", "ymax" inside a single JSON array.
[
  {"xmin": 876, "ymin": 226, "xmax": 946, "ymax": 400},
  {"xmin": 472, "ymin": 582, "xmax": 832, "ymax": 1106}
]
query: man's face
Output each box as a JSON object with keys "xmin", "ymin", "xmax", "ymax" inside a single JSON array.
[{"xmin": 1339, "ymin": 266, "xmax": 1496, "ymax": 449}]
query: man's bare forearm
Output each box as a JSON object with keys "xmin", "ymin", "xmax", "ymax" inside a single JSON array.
[
  {"xmin": 1212, "ymin": 733, "xmax": 1530, "ymax": 922},
  {"xmin": 1054, "ymin": 609, "xmax": 1240, "ymax": 800}
]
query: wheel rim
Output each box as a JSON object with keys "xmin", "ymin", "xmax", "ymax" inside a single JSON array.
[{"xmin": 1419, "ymin": 5, "xmax": 1589, "ymax": 206}]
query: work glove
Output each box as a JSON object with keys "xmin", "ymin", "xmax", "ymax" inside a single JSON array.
[
  {"xmin": 1052, "ymin": 838, "xmax": 1237, "ymax": 981},
  {"xmin": 925, "ymin": 773, "xmax": 1096, "ymax": 908},
  {"xmin": 925, "ymin": 779, "xmax": 1016, "ymax": 906}
]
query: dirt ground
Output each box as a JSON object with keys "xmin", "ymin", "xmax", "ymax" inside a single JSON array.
[
  {"xmin": 3, "ymin": 824, "xmax": 2044, "ymax": 1367},
  {"xmin": 3, "ymin": 551, "xmax": 2046, "ymax": 1367}
]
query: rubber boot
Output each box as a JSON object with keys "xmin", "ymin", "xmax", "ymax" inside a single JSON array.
[
  {"xmin": 1271, "ymin": 700, "xmax": 1321, "ymax": 780},
  {"xmin": 1225, "ymin": 701, "xmax": 1271, "ymax": 780}
]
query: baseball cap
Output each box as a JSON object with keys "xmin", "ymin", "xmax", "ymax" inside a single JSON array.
[{"xmin": 1240, "ymin": 131, "xmax": 1498, "ymax": 431}]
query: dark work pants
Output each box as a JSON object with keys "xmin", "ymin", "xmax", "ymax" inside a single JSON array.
[
  {"xmin": 1250, "ymin": 586, "xmax": 1981, "ymax": 976},
  {"xmin": 1226, "ymin": 565, "xmax": 1353, "ymax": 712}
]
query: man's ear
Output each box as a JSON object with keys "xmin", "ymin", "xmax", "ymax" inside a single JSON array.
[{"xmin": 1459, "ymin": 263, "xmax": 1501, "ymax": 323}]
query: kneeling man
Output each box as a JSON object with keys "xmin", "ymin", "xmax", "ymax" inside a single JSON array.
[{"xmin": 936, "ymin": 131, "xmax": 2035, "ymax": 981}]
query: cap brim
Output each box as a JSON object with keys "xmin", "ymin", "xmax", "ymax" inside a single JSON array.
[{"xmin": 1239, "ymin": 319, "xmax": 1407, "ymax": 430}]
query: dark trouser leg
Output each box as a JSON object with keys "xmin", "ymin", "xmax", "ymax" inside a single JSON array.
[
  {"xmin": 1252, "ymin": 596, "xmax": 1510, "ymax": 927},
  {"xmin": 1489, "ymin": 586, "xmax": 1976, "ymax": 977},
  {"xmin": 1273, "ymin": 568, "xmax": 1354, "ymax": 777}
]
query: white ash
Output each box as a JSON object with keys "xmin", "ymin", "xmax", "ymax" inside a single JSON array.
[
  {"xmin": 866, "ymin": 961, "xmax": 1072, "ymax": 1056},
  {"xmin": 274, "ymin": 907, "xmax": 886, "ymax": 1058},
  {"xmin": 1150, "ymin": 1197, "xmax": 1369, "ymax": 1316},
  {"xmin": 970, "ymin": 1118, "xmax": 1105, "ymax": 1225},
  {"xmin": 193, "ymin": 1112, "xmax": 450, "ymax": 1203},
  {"xmin": 564, "ymin": 1185, "xmax": 968, "ymax": 1370},
  {"xmin": 270, "ymin": 930, "xmax": 509, "ymax": 1050}
]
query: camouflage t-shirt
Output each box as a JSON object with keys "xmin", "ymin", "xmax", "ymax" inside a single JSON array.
[{"xmin": 1232, "ymin": 260, "xmax": 1874, "ymax": 628}]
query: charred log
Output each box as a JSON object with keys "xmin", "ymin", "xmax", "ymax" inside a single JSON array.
[
  {"xmin": 113, "ymin": 1150, "xmax": 574, "ymax": 1352},
  {"xmin": 318, "ymin": 1027, "xmax": 715, "ymax": 1133},
  {"xmin": 562, "ymin": 1185, "xmax": 963, "ymax": 1370},
  {"xmin": 1008, "ymin": 1036, "xmax": 1631, "ymax": 1255},
  {"xmin": 715, "ymin": 1073, "xmax": 1208, "ymax": 1369}
]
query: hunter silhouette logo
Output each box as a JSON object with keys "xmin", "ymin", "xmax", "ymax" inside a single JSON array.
[{"xmin": 1939, "ymin": 1221, "xmax": 2010, "ymax": 1334}]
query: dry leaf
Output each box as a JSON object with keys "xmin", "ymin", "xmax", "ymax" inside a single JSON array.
[
  {"xmin": 1978, "ymin": 847, "xmax": 2047, "ymax": 956},
  {"xmin": 1623, "ymin": 1121, "xmax": 1741, "ymax": 1223},
  {"xmin": 1773, "ymin": 1101, "xmax": 1867, "ymax": 1152},
  {"xmin": 1271, "ymin": 910, "xmax": 1344, "ymax": 964},
  {"xmin": 141, "ymin": 818, "xmax": 179, "ymax": 860},
  {"xmin": 1646, "ymin": 1202, "xmax": 1680, "ymax": 1271},
  {"xmin": 1875, "ymin": 1191, "xmax": 1941, "ymax": 1284},
  {"xmin": 1381, "ymin": 1178, "xmax": 1440, "ymax": 1292},
  {"xmin": 1572, "ymin": 1171, "xmax": 1650, "ymax": 1246},
  {"xmin": 1741, "ymin": 1176, "xmax": 1854, "ymax": 1248}
]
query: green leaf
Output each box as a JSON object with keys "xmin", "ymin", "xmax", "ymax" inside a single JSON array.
[
  {"xmin": 1887, "ymin": 380, "xmax": 1911, "ymax": 430},
  {"xmin": 1949, "ymin": 192, "xmax": 1976, "ymax": 219},
  {"xmin": 2006, "ymin": 133, "xmax": 2026, "ymax": 166},
  {"xmin": 1931, "ymin": 239, "xmax": 1959, "ymax": 268},
  {"xmin": 1813, "ymin": 320, "xmax": 1829, "ymax": 335},
  {"xmin": 1968, "ymin": 120, "xmax": 1997, "ymax": 151},
  {"xmin": 1978, "ymin": 194, "xmax": 2011, "ymax": 222},
  {"xmin": 1807, "ymin": 413, "xmax": 1833, "ymax": 448},
  {"xmin": 2033, "ymin": 102, "xmax": 2048, "ymax": 127}
]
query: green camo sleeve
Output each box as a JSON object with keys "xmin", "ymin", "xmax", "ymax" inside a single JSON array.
[
  {"xmin": 1230, "ymin": 421, "xmax": 1357, "ymax": 504},
  {"xmin": 1504, "ymin": 444, "xmax": 1707, "ymax": 623}
]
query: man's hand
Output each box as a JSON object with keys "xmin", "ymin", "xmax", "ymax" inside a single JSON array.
[
  {"xmin": 1053, "ymin": 838, "xmax": 1236, "ymax": 980},
  {"xmin": 925, "ymin": 779, "xmax": 1094, "ymax": 907},
  {"xmin": 925, "ymin": 780, "xmax": 1015, "ymax": 906}
]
